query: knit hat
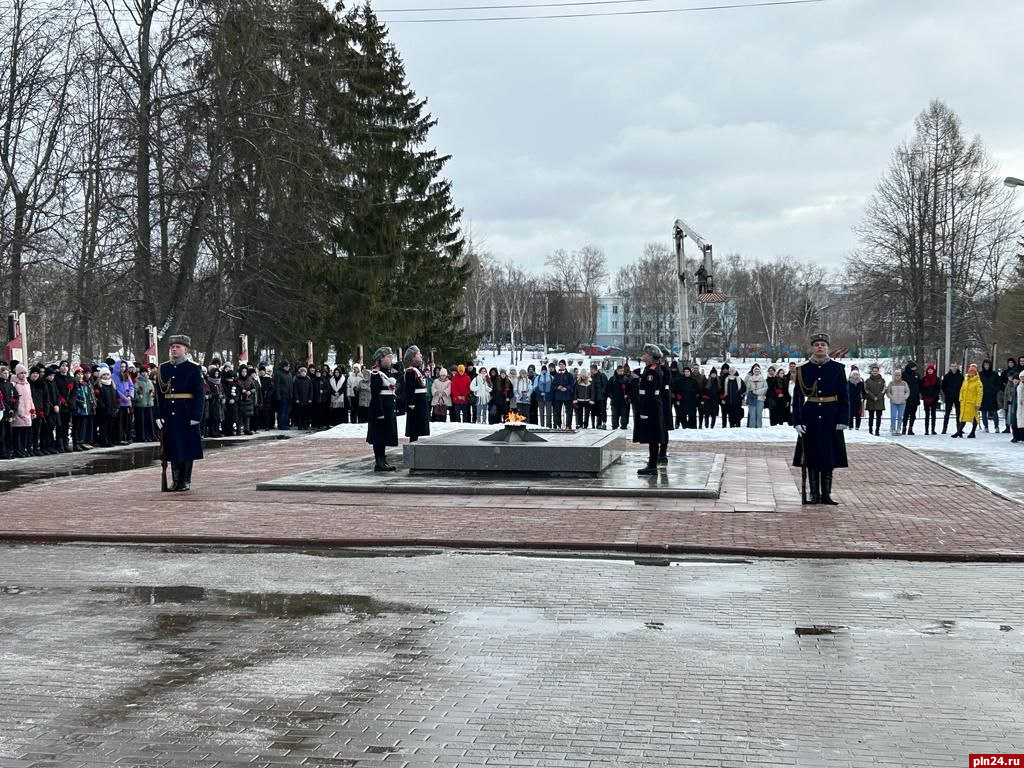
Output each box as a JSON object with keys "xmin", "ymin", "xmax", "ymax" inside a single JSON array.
[
  {"xmin": 968, "ymin": 363, "xmax": 978, "ymax": 372},
  {"xmin": 14, "ymin": 363, "xmax": 26, "ymax": 375},
  {"xmin": 457, "ymin": 364, "xmax": 465, "ymax": 374}
]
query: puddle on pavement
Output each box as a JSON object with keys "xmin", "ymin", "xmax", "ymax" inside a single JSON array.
[
  {"xmin": 93, "ymin": 585, "xmax": 433, "ymax": 619},
  {"xmin": 0, "ymin": 435, "xmax": 290, "ymax": 492}
]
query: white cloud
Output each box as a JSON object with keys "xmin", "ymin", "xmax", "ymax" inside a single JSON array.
[{"xmin": 384, "ymin": 0, "xmax": 1024, "ymax": 274}]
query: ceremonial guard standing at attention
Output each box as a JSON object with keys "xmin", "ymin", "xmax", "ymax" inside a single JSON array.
[
  {"xmin": 403, "ymin": 345, "xmax": 430, "ymax": 443},
  {"xmin": 633, "ymin": 343, "xmax": 666, "ymax": 476},
  {"xmin": 657, "ymin": 346, "xmax": 672, "ymax": 465},
  {"xmin": 791, "ymin": 332, "xmax": 851, "ymax": 505},
  {"xmin": 367, "ymin": 346, "xmax": 399, "ymax": 471},
  {"xmin": 155, "ymin": 335, "xmax": 205, "ymax": 491}
]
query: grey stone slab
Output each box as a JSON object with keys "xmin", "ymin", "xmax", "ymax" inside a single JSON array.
[
  {"xmin": 403, "ymin": 428, "xmax": 622, "ymax": 476},
  {"xmin": 256, "ymin": 450, "xmax": 724, "ymax": 499}
]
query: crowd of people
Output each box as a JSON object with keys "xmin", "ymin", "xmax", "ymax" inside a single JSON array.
[{"xmin": 3, "ymin": 351, "xmax": 1024, "ymax": 461}]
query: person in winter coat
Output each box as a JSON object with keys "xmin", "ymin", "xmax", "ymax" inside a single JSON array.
[
  {"xmin": 678, "ymin": 366, "xmax": 699, "ymax": 429},
  {"xmin": 863, "ymin": 364, "xmax": 886, "ymax": 436},
  {"xmin": 29, "ymin": 368, "xmax": 48, "ymax": 453},
  {"xmin": 72, "ymin": 368, "xmax": 97, "ymax": 451},
  {"xmin": 514, "ymin": 369, "xmax": 533, "ymax": 417},
  {"xmin": 222, "ymin": 368, "xmax": 241, "ymax": 435},
  {"xmin": 885, "ymin": 370, "xmax": 910, "ymax": 435},
  {"xmin": 257, "ymin": 365, "xmax": 275, "ymax": 430},
  {"xmin": 953, "ymin": 363, "xmax": 983, "ymax": 438},
  {"xmin": 53, "ymin": 360, "xmax": 74, "ymax": 452},
  {"xmin": 366, "ymin": 347, "xmax": 399, "ymax": 471},
  {"xmin": 847, "ymin": 366, "xmax": 866, "ymax": 430},
  {"xmin": 11, "ymin": 364, "xmax": 34, "ymax": 457},
  {"xmin": 1015, "ymin": 374, "xmax": 1024, "ymax": 443},
  {"xmin": 237, "ymin": 366, "xmax": 259, "ymax": 435},
  {"xmin": 551, "ymin": 360, "xmax": 575, "ymax": 430},
  {"xmin": 132, "ymin": 368, "xmax": 156, "ymax": 442},
  {"xmin": 110, "ymin": 360, "xmax": 135, "ymax": 445},
  {"xmin": 718, "ymin": 363, "xmax": 732, "ymax": 426},
  {"xmin": 940, "ymin": 362, "xmax": 964, "ymax": 434},
  {"xmin": 471, "ymin": 368, "xmax": 492, "ymax": 424},
  {"xmin": 206, "ymin": 368, "xmax": 225, "ymax": 437},
  {"xmin": 344, "ymin": 364, "xmax": 362, "ymax": 423},
  {"xmin": 744, "ymin": 364, "xmax": 767, "ymax": 428},
  {"xmin": 608, "ymin": 365, "xmax": 630, "ymax": 430},
  {"xmin": 573, "ymin": 371, "xmax": 593, "ymax": 429},
  {"xmin": 1006, "ymin": 372, "xmax": 1021, "ymax": 442},
  {"xmin": 94, "ymin": 366, "xmax": 119, "ymax": 448},
  {"xmin": 291, "ymin": 366, "xmax": 313, "ymax": 430},
  {"xmin": 978, "ymin": 359, "xmax": 1001, "ymax": 432},
  {"xmin": 0, "ymin": 362, "xmax": 16, "ymax": 459},
  {"xmin": 590, "ymin": 364, "xmax": 609, "ymax": 429},
  {"xmin": 431, "ymin": 368, "xmax": 452, "ymax": 422},
  {"xmin": 699, "ymin": 368, "xmax": 721, "ymax": 429},
  {"xmin": 274, "ymin": 361, "xmax": 294, "ymax": 429},
  {"xmin": 357, "ymin": 367, "xmax": 371, "ymax": 422},
  {"xmin": 633, "ymin": 344, "xmax": 666, "ymax": 476},
  {"xmin": 722, "ymin": 369, "xmax": 746, "ymax": 428},
  {"xmin": 770, "ymin": 370, "xmax": 792, "ymax": 426},
  {"xmin": 450, "ymin": 364, "xmax": 471, "ymax": 423},
  {"xmin": 329, "ymin": 367, "xmax": 348, "ymax": 426},
  {"xmin": 920, "ymin": 364, "xmax": 941, "ymax": 435},
  {"xmin": 534, "ymin": 365, "xmax": 554, "ymax": 428},
  {"xmin": 669, "ymin": 362, "xmax": 685, "ymax": 429},
  {"xmin": 404, "ymin": 345, "xmax": 431, "ymax": 442},
  {"xmin": 900, "ymin": 361, "xmax": 921, "ymax": 435}
]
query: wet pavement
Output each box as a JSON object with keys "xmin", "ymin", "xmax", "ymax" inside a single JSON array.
[{"xmin": 2, "ymin": 543, "xmax": 1022, "ymax": 767}]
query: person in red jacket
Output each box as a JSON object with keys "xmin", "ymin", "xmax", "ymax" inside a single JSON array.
[{"xmin": 450, "ymin": 364, "xmax": 471, "ymax": 423}]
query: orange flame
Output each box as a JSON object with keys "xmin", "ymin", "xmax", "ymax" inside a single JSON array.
[{"xmin": 504, "ymin": 411, "xmax": 526, "ymax": 424}]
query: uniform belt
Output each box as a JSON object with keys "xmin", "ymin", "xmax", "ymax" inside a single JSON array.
[
  {"xmin": 806, "ymin": 396, "xmax": 838, "ymax": 403},
  {"xmin": 414, "ymin": 388, "xmax": 428, "ymax": 394},
  {"xmin": 381, "ymin": 391, "xmax": 395, "ymax": 396},
  {"xmin": 165, "ymin": 394, "xmax": 194, "ymax": 399}
]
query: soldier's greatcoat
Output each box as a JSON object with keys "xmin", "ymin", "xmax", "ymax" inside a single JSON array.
[
  {"xmin": 155, "ymin": 359, "xmax": 205, "ymax": 464},
  {"xmin": 791, "ymin": 357, "xmax": 851, "ymax": 471},
  {"xmin": 404, "ymin": 366, "xmax": 431, "ymax": 439},
  {"xmin": 632, "ymin": 363, "xmax": 665, "ymax": 445},
  {"xmin": 366, "ymin": 367, "xmax": 399, "ymax": 447}
]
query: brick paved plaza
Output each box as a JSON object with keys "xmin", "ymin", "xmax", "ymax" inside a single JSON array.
[
  {"xmin": 1, "ymin": 434, "xmax": 1023, "ymax": 559},
  {"xmin": 3, "ymin": 434, "xmax": 1024, "ymax": 767}
]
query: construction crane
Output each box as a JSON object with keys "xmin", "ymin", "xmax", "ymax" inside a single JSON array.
[{"xmin": 672, "ymin": 219, "xmax": 717, "ymax": 362}]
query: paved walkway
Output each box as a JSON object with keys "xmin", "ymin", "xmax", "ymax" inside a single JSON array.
[
  {"xmin": 2, "ymin": 434, "xmax": 1023, "ymax": 559},
  {"xmin": 2, "ymin": 544, "xmax": 1022, "ymax": 767}
]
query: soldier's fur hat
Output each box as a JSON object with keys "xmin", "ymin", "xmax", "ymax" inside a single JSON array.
[
  {"xmin": 643, "ymin": 343, "xmax": 662, "ymax": 360},
  {"xmin": 404, "ymin": 345, "xmax": 421, "ymax": 364},
  {"xmin": 373, "ymin": 346, "xmax": 393, "ymax": 363},
  {"xmin": 809, "ymin": 332, "xmax": 830, "ymax": 346},
  {"xmin": 167, "ymin": 334, "xmax": 191, "ymax": 348}
]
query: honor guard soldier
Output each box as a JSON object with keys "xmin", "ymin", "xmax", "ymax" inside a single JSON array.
[
  {"xmin": 791, "ymin": 332, "xmax": 851, "ymax": 505},
  {"xmin": 403, "ymin": 345, "xmax": 430, "ymax": 443},
  {"xmin": 366, "ymin": 346, "xmax": 399, "ymax": 471},
  {"xmin": 633, "ymin": 343, "xmax": 666, "ymax": 476},
  {"xmin": 657, "ymin": 345, "xmax": 672, "ymax": 465},
  {"xmin": 154, "ymin": 334, "xmax": 205, "ymax": 491}
]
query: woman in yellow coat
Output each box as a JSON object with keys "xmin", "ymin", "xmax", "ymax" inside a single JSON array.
[{"xmin": 953, "ymin": 363, "xmax": 983, "ymax": 438}]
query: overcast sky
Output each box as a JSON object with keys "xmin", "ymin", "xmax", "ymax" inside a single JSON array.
[{"xmin": 379, "ymin": 0, "xmax": 1024, "ymax": 278}]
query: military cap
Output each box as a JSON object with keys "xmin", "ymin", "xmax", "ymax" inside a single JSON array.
[
  {"xmin": 167, "ymin": 334, "xmax": 192, "ymax": 348},
  {"xmin": 642, "ymin": 343, "xmax": 663, "ymax": 360},
  {"xmin": 810, "ymin": 332, "xmax": 830, "ymax": 346}
]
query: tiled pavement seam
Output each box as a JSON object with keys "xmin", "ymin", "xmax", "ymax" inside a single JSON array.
[{"xmin": 1, "ymin": 435, "xmax": 1023, "ymax": 560}]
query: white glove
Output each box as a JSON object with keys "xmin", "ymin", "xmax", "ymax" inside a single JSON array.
[
  {"xmin": 836, "ymin": 424, "xmax": 848, "ymax": 431},
  {"xmin": 190, "ymin": 420, "xmax": 200, "ymax": 426},
  {"xmin": 155, "ymin": 419, "xmax": 164, "ymax": 429},
  {"xmin": 794, "ymin": 425, "xmax": 806, "ymax": 435}
]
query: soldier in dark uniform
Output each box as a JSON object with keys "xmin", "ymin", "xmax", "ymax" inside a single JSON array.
[
  {"xmin": 791, "ymin": 332, "xmax": 850, "ymax": 505},
  {"xmin": 366, "ymin": 346, "xmax": 399, "ymax": 471},
  {"xmin": 657, "ymin": 346, "xmax": 672, "ymax": 464},
  {"xmin": 633, "ymin": 343, "xmax": 666, "ymax": 476},
  {"xmin": 403, "ymin": 345, "xmax": 430, "ymax": 443},
  {"xmin": 154, "ymin": 334, "xmax": 205, "ymax": 491}
]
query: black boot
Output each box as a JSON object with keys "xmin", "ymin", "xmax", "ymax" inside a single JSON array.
[
  {"xmin": 807, "ymin": 470, "xmax": 821, "ymax": 504},
  {"xmin": 968, "ymin": 423, "xmax": 977, "ymax": 438},
  {"xmin": 637, "ymin": 464, "xmax": 657, "ymax": 476},
  {"xmin": 170, "ymin": 463, "xmax": 182, "ymax": 491},
  {"xmin": 180, "ymin": 462, "xmax": 193, "ymax": 491},
  {"xmin": 820, "ymin": 471, "xmax": 839, "ymax": 505}
]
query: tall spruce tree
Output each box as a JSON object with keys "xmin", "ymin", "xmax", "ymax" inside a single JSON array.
[{"xmin": 329, "ymin": 4, "xmax": 473, "ymax": 361}]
